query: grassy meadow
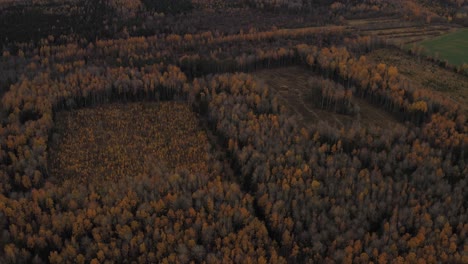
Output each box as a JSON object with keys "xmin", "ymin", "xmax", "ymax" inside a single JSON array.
[{"xmin": 416, "ymin": 28, "xmax": 468, "ymax": 66}]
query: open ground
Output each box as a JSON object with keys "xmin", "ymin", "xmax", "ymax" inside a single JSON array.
[{"xmin": 254, "ymin": 66, "xmax": 402, "ymax": 130}]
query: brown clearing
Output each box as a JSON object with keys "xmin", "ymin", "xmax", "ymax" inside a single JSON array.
[
  {"xmin": 368, "ymin": 48, "xmax": 468, "ymax": 114},
  {"xmin": 48, "ymin": 102, "xmax": 210, "ymax": 185},
  {"xmin": 254, "ymin": 66, "xmax": 402, "ymax": 130}
]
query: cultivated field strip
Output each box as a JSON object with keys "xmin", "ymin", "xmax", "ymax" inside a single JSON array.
[{"xmin": 347, "ymin": 17, "xmax": 457, "ymax": 45}]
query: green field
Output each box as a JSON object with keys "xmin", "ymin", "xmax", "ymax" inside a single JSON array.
[{"xmin": 416, "ymin": 28, "xmax": 468, "ymax": 66}]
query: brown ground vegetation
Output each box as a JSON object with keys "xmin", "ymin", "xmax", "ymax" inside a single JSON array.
[{"xmin": 49, "ymin": 102, "xmax": 209, "ymax": 185}]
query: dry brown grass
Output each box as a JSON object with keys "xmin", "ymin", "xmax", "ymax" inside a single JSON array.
[{"xmin": 48, "ymin": 102, "xmax": 210, "ymax": 185}]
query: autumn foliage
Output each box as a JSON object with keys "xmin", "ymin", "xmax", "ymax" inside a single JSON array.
[{"xmin": 0, "ymin": 1, "xmax": 466, "ymax": 263}]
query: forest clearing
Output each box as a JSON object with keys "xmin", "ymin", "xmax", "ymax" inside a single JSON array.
[{"xmin": 254, "ymin": 66, "xmax": 402, "ymax": 130}]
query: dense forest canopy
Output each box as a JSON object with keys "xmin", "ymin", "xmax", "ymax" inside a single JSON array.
[{"xmin": 0, "ymin": 0, "xmax": 466, "ymax": 263}]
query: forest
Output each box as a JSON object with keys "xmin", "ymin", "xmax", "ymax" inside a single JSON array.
[{"xmin": 0, "ymin": 0, "xmax": 467, "ymax": 263}]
